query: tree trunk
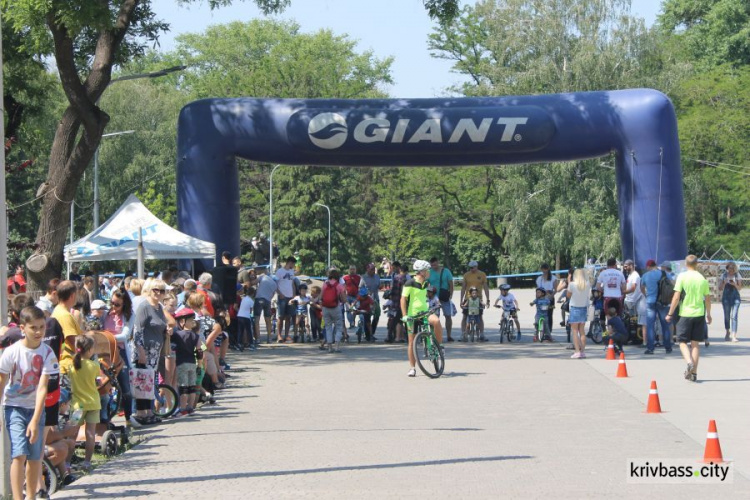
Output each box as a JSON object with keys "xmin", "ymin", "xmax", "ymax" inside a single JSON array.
[
  {"xmin": 25, "ymin": 0, "xmax": 138, "ymax": 292},
  {"xmin": 27, "ymin": 107, "xmax": 107, "ymax": 291}
]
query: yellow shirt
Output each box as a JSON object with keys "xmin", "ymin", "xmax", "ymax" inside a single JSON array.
[
  {"xmin": 70, "ymin": 359, "xmax": 101, "ymax": 411},
  {"xmin": 463, "ymin": 270, "xmax": 487, "ymax": 295},
  {"xmin": 51, "ymin": 304, "xmax": 82, "ymax": 374}
]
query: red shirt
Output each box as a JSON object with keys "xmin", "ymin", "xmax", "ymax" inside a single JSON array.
[
  {"xmin": 356, "ymin": 295, "xmax": 373, "ymax": 313},
  {"xmin": 197, "ymin": 287, "xmax": 214, "ymax": 317},
  {"xmin": 342, "ymin": 274, "xmax": 361, "ymax": 298}
]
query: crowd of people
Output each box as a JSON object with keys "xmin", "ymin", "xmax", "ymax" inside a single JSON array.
[
  {"xmin": 0, "ymin": 268, "xmax": 236, "ymax": 499},
  {"xmin": 0, "ymin": 252, "xmax": 742, "ymax": 498}
]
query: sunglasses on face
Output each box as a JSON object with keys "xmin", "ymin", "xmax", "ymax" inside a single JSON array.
[
  {"xmin": 152, "ymin": 289, "xmax": 166, "ymax": 294},
  {"xmin": 111, "ymin": 302, "xmax": 123, "ymax": 307}
]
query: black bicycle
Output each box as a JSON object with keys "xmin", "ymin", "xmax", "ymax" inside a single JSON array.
[{"xmin": 406, "ymin": 308, "xmax": 444, "ymax": 378}]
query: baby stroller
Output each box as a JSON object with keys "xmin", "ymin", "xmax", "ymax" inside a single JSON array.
[{"xmin": 74, "ymin": 330, "xmax": 126, "ymax": 458}]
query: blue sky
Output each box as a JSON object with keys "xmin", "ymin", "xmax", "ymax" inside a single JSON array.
[{"xmin": 151, "ymin": 0, "xmax": 662, "ymax": 97}]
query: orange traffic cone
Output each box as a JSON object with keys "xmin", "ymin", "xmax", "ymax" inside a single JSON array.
[
  {"xmin": 605, "ymin": 339, "xmax": 616, "ymax": 360},
  {"xmin": 616, "ymin": 352, "xmax": 628, "ymax": 377},
  {"xmin": 646, "ymin": 380, "xmax": 662, "ymax": 413},
  {"xmin": 703, "ymin": 420, "xmax": 724, "ymax": 463}
]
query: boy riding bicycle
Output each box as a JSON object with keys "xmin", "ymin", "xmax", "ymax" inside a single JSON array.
[
  {"xmin": 530, "ymin": 287, "xmax": 553, "ymax": 342},
  {"xmin": 401, "ymin": 260, "xmax": 443, "ymax": 377},
  {"xmin": 494, "ymin": 284, "xmax": 521, "ymax": 340},
  {"xmin": 460, "ymin": 287, "xmax": 483, "ymax": 341}
]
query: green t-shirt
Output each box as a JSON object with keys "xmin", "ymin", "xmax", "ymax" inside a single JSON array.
[
  {"xmin": 674, "ymin": 269, "xmax": 710, "ymax": 318},
  {"xmin": 402, "ymin": 278, "xmax": 429, "ymax": 317}
]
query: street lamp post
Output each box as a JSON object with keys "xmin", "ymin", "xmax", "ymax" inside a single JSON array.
[
  {"xmin": 93, "ymin": 130, "xmax": 134, "ymax": 228},
  {"xmin": 314, "ymin": 202, "xmax": 331, "ymax": 270},
  {"xmin": 268, "ymin": 164, "xmax": 281, "ymax": 272}
]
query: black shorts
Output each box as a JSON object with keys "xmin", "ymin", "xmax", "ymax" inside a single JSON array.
[
  {"xmin": 45, "ymin": 403, "xmax": 60, "ymax": 427},
  {"xmin": 462, "ymin": 308, "xmax": 483, "ymax": 316},
  {"xmin": 676, "ymin": 316, "xmax": 706, "ymax": 343}
]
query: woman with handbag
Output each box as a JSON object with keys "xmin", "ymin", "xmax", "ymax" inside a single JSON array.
[{"xmin": 130, "ymin": 279, "xmax": 169, "ymax": 425}]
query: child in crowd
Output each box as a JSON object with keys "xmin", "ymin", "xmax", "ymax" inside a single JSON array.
[
  {"xmin": 354, "ymin": 287, "xmax": 373, "ymax": 343},
  {"xmin": 85, "ymin": 299, "xmax": 108, "ymax": 331},
  {"xmin": 605, "ymin": 306, "xmax": 628, "ymax": 355},
  {"xmin": 237, "ymin": 285, "xmax": 255, "ymax": 350},
  {"xmin": 0, "ymin": 306, "xmax": 58, "ymax": 500},
  {"xmin": 309, "ymin": 286, "xmax": 323, "ymax": 344},
  {"xmin": 172, "ymin": 309, "xmax": 203, "ymax": 416},
  {"xmin": 382, "ymin": 290, "xmax": 398, "ymax": 343},
  {"xmin": 494, "ymin": 284, "xmax": 521, "ymax": 340},
  {"xmin": 69, "ymin": 334, "xmax": 100, "ymax": 472},
  {"xmin": 292, "ymin": 284, "xmax": 311, "ymax": 342},
  {"xmin": 461, "ymin": 287, "xmax": 483, "ymax": 341},
  {"xmin": 530, "ymin": 287, "xmax": 553, "ymax": 342},
  {"xmin": 427, "ymin": 286, "xmax": 440, "ymax": 316}
]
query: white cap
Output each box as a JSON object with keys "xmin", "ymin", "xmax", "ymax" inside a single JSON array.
[
  {"xmin": 468, "ymin": 260, "xmax": 478, "ymax": 267},
  {"xmin": 91, "ymin": 300, "xmax": 107, "ymax": 310}
]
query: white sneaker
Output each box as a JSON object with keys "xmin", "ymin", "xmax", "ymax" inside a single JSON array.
[
  {"xmin": 128, "ymin": 416, "xmax": 142, "ymax": 428},
  {"xmin": 407, "ymin": 368, "xmax": 416, "ymax": 377}
]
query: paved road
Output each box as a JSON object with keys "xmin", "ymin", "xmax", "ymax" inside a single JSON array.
[{"xmin": 56, "ymin": 288, "xmax": 750, "ymax": 498}]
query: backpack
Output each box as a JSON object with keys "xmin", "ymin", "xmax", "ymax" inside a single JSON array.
[
  {"xmin": 321, "ymin": 281, "xmax": 339, "ymax": 308},
  {"xmin": 656, "ymin": 271, "xmax": 675, "ymax": 306}
]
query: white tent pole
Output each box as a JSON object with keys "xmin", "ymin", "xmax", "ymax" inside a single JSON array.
[{"xmin": 137, "ymin": 227, "xmax": 144, "ymax": 279}]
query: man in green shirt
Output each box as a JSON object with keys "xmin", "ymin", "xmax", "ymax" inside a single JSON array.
[
  {"xmin": 401, "ymin": 260, "xmax": 443, "ymax": 377},
  {"xmin": 666, "ymin": 255, "xmax": 711, "ymax": 382}
]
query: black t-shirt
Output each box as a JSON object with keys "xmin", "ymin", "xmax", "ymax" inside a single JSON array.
[
  {"xmin": 44, "ymin": 317, "xmax": 64, "ymax": 361},
  {"xmin": 0, "ymin": 326, "xmax": 23, "ymax": 348},
  {"xmin": 172, "ymin": 328, "xmax": 202, "ymax": 365}
]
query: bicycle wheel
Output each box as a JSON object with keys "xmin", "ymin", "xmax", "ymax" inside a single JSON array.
[
  {"xmin": 507, "ymin": 320, "xmax": 517, "ymax": 343},
  {"xmin": 106, "ymin": 373, "xmax": 122, "ymax": 422},
  {"xmin": 153, "ymin": 384, "xmax": 179, "ymax": 418},
  {"xmin": 470, "ymin": 322, "xmax": 476, "ymax": 342},
  {"xmin": 413, "ymin": 331, "xmax": 444, "ymax": 378},
  {"xmin": 537, "ymin": 318, "xmax": 546, "ymax": 342},
  {"xmin": 589, "ymin": 321, "xmax": 603, "ymax": 344}
]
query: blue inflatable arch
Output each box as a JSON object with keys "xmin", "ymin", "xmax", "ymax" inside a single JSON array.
[{"xmin": 176, "ymin": 89, "xmax": 687, "ymax": 269}]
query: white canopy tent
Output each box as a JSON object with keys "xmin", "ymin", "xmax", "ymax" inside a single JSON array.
[{"xmin": 64, "ymin": 194, "xmax": 215, "ymax": 275}]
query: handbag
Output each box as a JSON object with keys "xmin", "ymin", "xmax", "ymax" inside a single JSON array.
[
  {"xmin": 438, "ymin": 268, "xmax": 451, "ymax": 302},
  {"xmin": 130, "ymin": 365, "xmax": 156, "ymax": 400}
]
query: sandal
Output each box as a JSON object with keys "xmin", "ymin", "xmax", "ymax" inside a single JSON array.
[{"xmin": 133, "ymin": 416, "xmax": 152, "ymax": 426}]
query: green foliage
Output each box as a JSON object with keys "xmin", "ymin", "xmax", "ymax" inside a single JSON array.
[
  {"xmin": 659, "ymin": 0, "xmax": 750, "ymax": 67},
  {"xmin": 425, "ymin": 0, "xmax": 676, "ymax": 271},
  {"xmin": 673, "ymin": 65, "xmax": 750, "ymax": 255}
]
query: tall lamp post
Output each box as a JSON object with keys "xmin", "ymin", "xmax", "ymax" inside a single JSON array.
[
  {"xmin": 314, "ymin": 202, "xmax": 331, "ymax": 270},
  {"xmin": 268, "ymin": 164, "xmax": 281, "ymax": 272},
  {"xmin": 93, "ymin": 130, "xmax": 134, "ymax": 228}
]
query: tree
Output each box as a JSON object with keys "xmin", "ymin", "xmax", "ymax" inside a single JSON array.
[
  {"xmin": 427, "ymin": 0, "xmax": 683, "ymax": 270},
  {"xmin": 1, "ymin": 0, "xmax": 458, "ymax": 290},
  {"xmin": 672, "ymin": 66, "xmax": 750, "ymax": 255},
  {"xmin": 659, "ymin": 0, "xmax": 750, "ymax": 68}
]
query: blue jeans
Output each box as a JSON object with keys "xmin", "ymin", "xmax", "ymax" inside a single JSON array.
[
  {"xmin": 722, "ymin": 295, "xmax": 740, "ymax": 333},
  {"xmin": 345, "ymin": 296, "xmax": 357, "ymax": 327},
  {"xmin": 646, "ymin": 303, "xmax": 672, "ymax": 351}
]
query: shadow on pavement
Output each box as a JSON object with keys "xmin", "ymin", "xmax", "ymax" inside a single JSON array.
[{"xmin": 64, "ymin": 454, "xmax": 534, "ymax": 495}]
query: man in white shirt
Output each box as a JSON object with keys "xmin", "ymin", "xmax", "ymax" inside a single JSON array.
[
  {"xmin": 596, "ymin": 257, "xmax": 626, "ymax": 315},
  {"xmin": 623, "ymin": 259, "xmax": 648, "ymax": 350},
  {"xmin": 275, "ymin": 256, "xmax": 297, "ymax": 342}
]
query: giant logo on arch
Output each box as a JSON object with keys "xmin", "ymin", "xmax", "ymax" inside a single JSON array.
[{"xmin": 287, "ymin": 107, "xmax": 556, "ymax": 155}]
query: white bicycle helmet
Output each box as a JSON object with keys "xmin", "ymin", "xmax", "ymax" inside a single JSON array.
[{"xmin": 413, "ymin": 259, "xmax": 431, "ymax": 272}]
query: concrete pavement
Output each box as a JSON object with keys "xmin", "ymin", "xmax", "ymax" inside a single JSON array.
[{"xmin": 56, "ymin": 288, "xmax": 750, "ymax": 498}]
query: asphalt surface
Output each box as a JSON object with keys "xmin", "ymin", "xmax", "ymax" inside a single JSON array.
[{"xmin": 56, "ymin": 288, "xmax": 750, "ymax": 499}]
